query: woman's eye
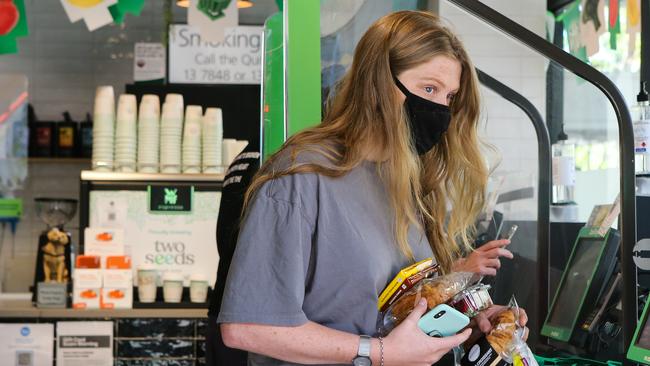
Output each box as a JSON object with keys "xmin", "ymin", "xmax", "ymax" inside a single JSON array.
[{"xmin": 424, "ymin": 86, "xmax": 435, "ymax": 94}]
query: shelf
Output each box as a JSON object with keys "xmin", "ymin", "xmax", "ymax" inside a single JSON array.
[
  {"xmin": 29, "ymin": 158, "xmax": 91, "ymax": 164},
  {"xmin": 0, "ymin": 299, "xmax": 207, "ymax": 318},
  {"xmin": 81, "ymin": 170, "xmax": 225, "ymax": 182}
]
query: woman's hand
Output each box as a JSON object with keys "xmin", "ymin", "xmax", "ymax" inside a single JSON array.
[
  {"xmin": 466, "ymin": 305, "xmax": 529, "ymax": 346},
  {"xmin": 382, "ymin": 299, "xmax": 472, "ymax": 366},
  {"xmin": 453, "ymin": 239, "xmax": 513, "ymax": 276}
]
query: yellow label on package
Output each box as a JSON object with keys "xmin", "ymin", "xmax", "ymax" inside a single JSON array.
[{"xmin": 378, "ymin": 258, "xmax": 433, "ymax": 310}]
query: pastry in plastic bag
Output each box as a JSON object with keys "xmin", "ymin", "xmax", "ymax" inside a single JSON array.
[
  {"xmin": 380, "ymin": 271, "xmax": 478, "ymax": 333},
  {"xmin": 487, "ymin": 297, "xmax": 539, "ymax": 366}
]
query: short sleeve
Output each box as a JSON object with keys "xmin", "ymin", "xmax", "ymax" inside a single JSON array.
[{"xmin": 217, "ymin": 180, "xmax": 314, "ymax": 326}]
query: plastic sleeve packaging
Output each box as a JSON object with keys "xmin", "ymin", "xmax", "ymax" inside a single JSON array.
[
  {"xmin": 492, "ymin": 296, "xmax": 539, "ymax": 366},
  {"xmin": 379, "ymin": 271, "xmax": 478, "ymax": 335}
]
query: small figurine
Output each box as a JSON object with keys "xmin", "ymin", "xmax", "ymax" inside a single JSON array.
[{"xmin": 41, "ymin": 227, "xmax": 69, "ymax": 283}]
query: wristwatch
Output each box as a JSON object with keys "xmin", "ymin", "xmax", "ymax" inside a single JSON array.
[{"xmin": 352, "ymin": 335, "xmax": 372, "ymax": 366}]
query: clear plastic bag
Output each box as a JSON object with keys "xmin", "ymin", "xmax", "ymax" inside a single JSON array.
[
  {"xmin": 379, "ymin": 271, "xmax": 479, "ymax": 334},
  {"xmin": 492, "ymin": 296, "xmax": 539, "ymax": 366}
]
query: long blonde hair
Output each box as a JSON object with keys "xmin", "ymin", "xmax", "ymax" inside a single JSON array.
[{"xmin": 246, "ymin": 11, "xmax": 487, "ymax": 274}]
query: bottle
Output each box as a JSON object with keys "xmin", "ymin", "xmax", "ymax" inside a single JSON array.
[
  {"xmin": 79, "ymin": 113, "xmax": 93, "ymax": 158},
  {"xmin": 552, "ymin": 135, "xmax": 576, "ymax": 205},
  {"xmin": 55, "ymin": 112, "xmax": 78, "ymax": 158},
  {"xmin": 634, "ymin": 81, "xmax": 650, "ymax": 175}
]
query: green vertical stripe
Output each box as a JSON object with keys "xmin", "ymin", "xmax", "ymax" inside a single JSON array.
[
  {"xmin": 262, "ymin": 12, "xmax": 285, "ymax": 160},
  {"xmin": 285, "ymin": 0, "xmax": 322, "ymax": 136}
]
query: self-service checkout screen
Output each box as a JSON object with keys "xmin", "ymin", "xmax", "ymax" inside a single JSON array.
[{"xmin": 546, "ymin": 238, "xmax": 605, "ymax": 328}]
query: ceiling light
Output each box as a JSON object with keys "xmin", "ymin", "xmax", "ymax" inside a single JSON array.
[
  {"xmin": 237, "ymin": 0, "xmax": 254, "ymax": 8},
  {"xmin": 176, "ymin": 0, "xmax": 189, "ymax": 8}
]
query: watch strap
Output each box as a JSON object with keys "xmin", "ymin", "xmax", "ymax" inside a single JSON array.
[{"xmin": 358, "ymin": 335, "xmax": 371, "ymax": 358}]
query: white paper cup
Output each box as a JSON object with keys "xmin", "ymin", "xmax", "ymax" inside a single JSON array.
[
  {"xmin": 141, "ymin": 94, "xmax": 160, "ymax": 116},
  {"xmin": 189, "ymin": 274, "xmax": 208, "ymax": 303},
  {"xmin": 137, "ymin": 266, "xmax": 158, "ymax": 303},
  {"xmin": 165, "ymin": 93, "xmax": 184, "ymax": 107},
  {"xmin": 163, "ymin": 272, "xmax": 184, "ymax": 303}
]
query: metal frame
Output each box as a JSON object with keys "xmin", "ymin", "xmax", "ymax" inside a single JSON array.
[
  {"xmin": 447, "ymin": 0, "xmax": 636, "ymax": 358},
  {"xmin": 476, "ymin": 68, "xmax": 551, "ymax": 341}
]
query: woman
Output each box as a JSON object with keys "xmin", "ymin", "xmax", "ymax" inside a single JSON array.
[{"xmin": 218, "ymin": 10, "xmax": 522, "ymax": 366}]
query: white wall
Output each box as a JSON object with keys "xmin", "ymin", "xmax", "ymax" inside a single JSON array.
[{"xmin": 440, "ymin": 0, "xmax": 547, "ymax": 220}]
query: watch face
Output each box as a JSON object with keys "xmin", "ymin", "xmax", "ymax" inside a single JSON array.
[{"xmin": 353, "ymin": 357, "xmax": 372, "ymax": 366}]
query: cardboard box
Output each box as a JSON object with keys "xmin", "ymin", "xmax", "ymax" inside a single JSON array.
[
  {"xmin": 461, "ymin": 336, "xmax": 510, "ymax": 366},
  {"xmin": 73, "ymin": 255, "xmax": 102, "ymax": 309},
  {"xmin": 101, "ymin": 256, "xmax": 133, "ymax": 309},
  {"xmin": 84, "ymin": 228, "xmax": 125, "ymax": 267},
  {"xmin": 73, "ymin": 269, "xmax": 102, "ymax": 309}
]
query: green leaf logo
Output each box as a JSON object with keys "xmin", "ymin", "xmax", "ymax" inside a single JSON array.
[
  {"xmin": 164, "ymin": 188, "xmax": 178, "ymax": 205},
  {"xmin": 197, "ymin": 0, "xmax": 232, "ymax": 21}
]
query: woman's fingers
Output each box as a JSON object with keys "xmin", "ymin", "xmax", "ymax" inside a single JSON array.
[
  {"xmin": 476, "ymin": 239, "xmax": 510, "ymax": 252},
  {"xmin": 482, "ymin": 247, "xmax": 514, "ymax": 260},
  {"xmin": 433, "ymin": 328, "xmax": 472, "ymax": 354},
  {"xmin": 404, "ymin": 298, "xmax": 429, "ymax": 326},
  {"xmin": 474, "ymin": 312, "xmax": 492, "ymax": 333},
  {"xmin": 518, "ymin": 308, "xmax": 528, "ymax": 327},
  {"xmin": 480, "ymin": 266, "xmax": 497, "ymax": 276}
]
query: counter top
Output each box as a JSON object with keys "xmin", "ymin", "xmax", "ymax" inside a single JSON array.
[
  {"xmin": 80, "ymin": 170, "xmax": 225, "ymax": 182},
  {"xmin": 0, "ymin": 299, "xmax": 208, "ymax": 318}
]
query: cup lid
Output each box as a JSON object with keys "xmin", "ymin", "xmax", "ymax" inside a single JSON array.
[
  {"xmin": 185, "ymin": 105, "xmax": 203, "ymax": 121},
  {"xmin": 165, "ymin": 93, "xmax": 184, "ymax": 107},
  {"xmin": 203, "ymin": 108, "xmax": 222, "ymax": 124},
  {"xmin": 137, "ymin": 263, "xmax": 156, "ymax": 271},
  {"xmin": 95, "ymin": 85, "xmax": 115, "ymax": 100}
]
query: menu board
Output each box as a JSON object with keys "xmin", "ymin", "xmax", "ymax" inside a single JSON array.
[{"xmin": 88, "ymin": 190, "xmax": 220, "ymax": 285}]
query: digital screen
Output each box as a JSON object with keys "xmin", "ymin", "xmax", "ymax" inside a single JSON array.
[
  {"xmin": 636, "ymin": 307, "xmax": 650, "ymax": 349},
  {"xmin": 547, "ymin": 238, "xmax": 604, "ymax": 329}
]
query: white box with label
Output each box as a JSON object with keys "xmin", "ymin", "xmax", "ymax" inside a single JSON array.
[
  {"xmin": 101, "ymin": 270, "xmax": 133, "ymax": 309},
  {"xmin": 73, "ymin": 269, "xmax": 102, "ymax": 309}
]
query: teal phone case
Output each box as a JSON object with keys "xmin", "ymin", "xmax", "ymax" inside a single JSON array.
[{"xmin": 418, "ymin": 304, "xmax": 470, "ymax": 337}]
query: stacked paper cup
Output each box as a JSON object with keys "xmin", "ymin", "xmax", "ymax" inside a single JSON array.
[
  {"xmin": 222, "ymin": 139, "xmax": 248, "ymax": 167},
  {"xmin": 202, "ymin": 108, "xmax": 223, "ymax": 173},
  {"xmin": 138, "ymin": 94, "xmax": 160, "ymax": 173},
  {"xmin": 160, "ymin": 94, "xmax": 184, "ymax": 173},
  {"xmin": 115, "ymin": 94, "xmax": 138, "ymax": 172},
  {"xmin": 92, "ymin": 86, "xmax": 116, "ymax": 171},
  {"xmin": 182, "ymin": 105, "xmax": 203, "ymax": 174}
]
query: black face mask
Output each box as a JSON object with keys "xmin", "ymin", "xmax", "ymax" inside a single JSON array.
[{"xmin": 394, "ymin": 77, "xmax": 452, "ymax": 155}]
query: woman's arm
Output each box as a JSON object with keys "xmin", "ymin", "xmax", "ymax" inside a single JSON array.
[
  {"xmin": 221, "ymin": 299, "xmax": 472, "ymax": 366},
  {"xmin": 221, "ymin": 321, "xmax": 363, "ymax": 364}
]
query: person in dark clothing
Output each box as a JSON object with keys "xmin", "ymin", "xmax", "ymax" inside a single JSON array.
[{"xmin": 206, "ymin": 143, "xmax": 261, "ymax": 366}]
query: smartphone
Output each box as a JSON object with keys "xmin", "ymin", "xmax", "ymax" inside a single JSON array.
[
  {"xmin": 501, "ymin": 224, "xmax": 519, "ymax": 241},
  {"xmin": 418, "ymin": 304, "xmax": 470, "ymax": 337}
]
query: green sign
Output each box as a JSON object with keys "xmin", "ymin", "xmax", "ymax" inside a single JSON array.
[
  {"xmin": 0, "ymin": 198, "xmax": 22, "ymax": 218},
  {"xmin": 148, "ymin": 185, "xmax": 193, "ymax": 213}
]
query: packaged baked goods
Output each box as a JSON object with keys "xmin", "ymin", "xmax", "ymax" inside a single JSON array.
[
  {"xmin": 380, "ymin": 263, "xmax": 439, "ymax": 312},
  {"xmin": 380, "ymin": 271, "xmax": 478, "ymax": 333},
  {"xmin": 449, "ymin": 284, "xmax": 493, "ymax": 318},
  {"xmin": 377, "ymin": 258, "xmax": 435, "ymax": 311},
  {"xmin": 461, "ymin": 296, "xmax": 538, "ymax": 366}
]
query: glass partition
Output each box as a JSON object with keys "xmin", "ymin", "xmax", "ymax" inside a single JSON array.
[{"xmin": 283, "ymin": 0, "xmax": 632, "ymax": 360}]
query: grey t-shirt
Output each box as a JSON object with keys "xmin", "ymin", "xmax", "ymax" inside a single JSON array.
[{"xmin": 217, "ymin": 155, "xmax": 433, "ymax": 366}]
